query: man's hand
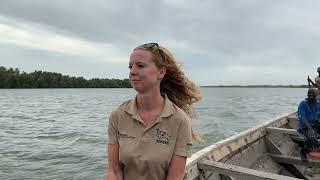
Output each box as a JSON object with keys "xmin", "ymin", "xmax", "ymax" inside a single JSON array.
[{"xmin": 307, "ymin": 128, "xmax": 318, "ymax": 138}]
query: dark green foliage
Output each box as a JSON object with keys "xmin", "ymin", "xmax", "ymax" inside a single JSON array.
[{"xmin": 0, "ymin": 66, "xmax": 132, "ymax": 88}]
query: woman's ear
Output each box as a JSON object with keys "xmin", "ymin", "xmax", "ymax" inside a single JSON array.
[{"xmin": 159, "ymin": 67, "xmax": 166, "ymax": 80}]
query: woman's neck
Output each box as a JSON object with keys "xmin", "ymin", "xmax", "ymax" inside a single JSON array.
[{"xmin": 137, "ymin": 92, "xmax": 164, "ymax": 111}]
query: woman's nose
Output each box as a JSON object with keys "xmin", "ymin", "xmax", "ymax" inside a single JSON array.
[{"xmin": 130, "ymin": 65, "xmax": 137, "ymax": 75}]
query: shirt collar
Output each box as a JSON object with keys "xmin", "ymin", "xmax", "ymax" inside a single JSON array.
[{"xmin": 125, "ymin": 93, "xmax": 175, "ymax": 120}]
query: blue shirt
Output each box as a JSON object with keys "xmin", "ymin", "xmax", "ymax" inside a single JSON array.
[{"xmin": 298, "ymin": 99, "xmax": 320, "ymax": 129}]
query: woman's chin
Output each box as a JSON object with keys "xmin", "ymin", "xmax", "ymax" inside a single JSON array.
[
  {"xmin": 132, "ymin": 86, "xmax": 148, "ymax": 94},
  {"xmin": 132, "ymin": 85, "xmax": 141, "ymax": 92}
]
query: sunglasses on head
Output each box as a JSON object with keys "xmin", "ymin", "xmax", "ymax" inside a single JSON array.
[
  {"xmin": 141, "ymin": 42, "xmax": 159, "ymax": 49},
  {"xmin": 141, "ymin": 43, "xmax": 166, "ymax": 62}
]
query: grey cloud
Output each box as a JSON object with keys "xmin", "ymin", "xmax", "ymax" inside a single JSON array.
[
  {"xmin": 1, "ymin": 0, "xmax": 319, "ymax": 55},
  {"xmin": 0, "ymin": 0, "xmax": 164, "ymax": 46},
  {"xmin": 0, "ymin": 0, "xmax": 319, "ymax": 85},
  {"xmin": 0, "ymin": 44, "xmax": 127, "ymax": 79}
]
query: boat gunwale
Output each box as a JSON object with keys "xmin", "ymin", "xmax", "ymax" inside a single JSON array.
[{"xmin": 186, "ymin": 111, "xmax": 297, "ymax": 171}]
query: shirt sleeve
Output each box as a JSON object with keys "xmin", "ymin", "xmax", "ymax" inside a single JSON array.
[
  {"xmin": 317, "ymin": 101, "xmax": 320, "ymax": 118},
  {"xmin": 298, "ymin": 101, "xmax": 306, "ymax": 121},
  {"xmin": 107, "ymin": 110, "xmax": 119, "ymax": 144},
  {"xmin": 174, "ymin": 116, "xmax": 193, "ymax": 157}
]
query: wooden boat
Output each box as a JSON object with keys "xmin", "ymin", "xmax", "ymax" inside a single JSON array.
[{"xmin": 184, "ymin": 112, "xmax": 320, "ymax": 180}]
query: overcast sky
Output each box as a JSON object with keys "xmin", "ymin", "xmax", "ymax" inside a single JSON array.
[{"xmin": 0, "ymin": 0, "xmax": 319, "ymax": 86}]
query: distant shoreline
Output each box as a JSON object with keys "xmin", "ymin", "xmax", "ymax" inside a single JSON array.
[
  {"xmin": 0, "ymin": 66, "xmax": 313, "ymax": 89},
  {"xmin": 201, "ymin": 85, "xmax": 308, "ymax": 88},
  {"xmin": 0, "ymin": 86, "xmax": 309, "ymax": 89}
]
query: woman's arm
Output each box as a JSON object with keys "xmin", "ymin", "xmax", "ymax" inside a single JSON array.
[
  {"xmin": 166, "ymin": 114, "xmax": 192, "ymax": 180},
  {"xmin": 166, "ymin": 154, "xmax": 187, "ymax": 180},
  {"xmin": 106, "ymin": 144, "xmax": 123, "ymax": 180}
]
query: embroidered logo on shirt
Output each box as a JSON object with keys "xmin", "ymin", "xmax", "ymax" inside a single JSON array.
[
  {"xmin": 185, "ymin": 143, "xmax": 192, "ymax": 151},
  {"xmin": 155, "ymin": 129, "xmax": 171, "ymax": 145},
  {"xmin": 118, "ymin": 133, "xmax": 135, "ymax": 139}
]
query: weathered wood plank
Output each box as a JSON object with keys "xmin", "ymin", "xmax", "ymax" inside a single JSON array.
[
  {"xmin": 198, "ymin": 160, "xmax": 300, "ymax": 180},
  {"xmin": 288, "ymin": 116, "xmax": 298, "ymax": 121},
  {"xmin": 223, "ymin": 138, "xmax": 266, "ymax": 168},
  {"xmin": 186, "ymin": 112, "xmax": 295, "ymax": 168},
  {"xmin": 265, "ymin": 137, "xmax": 307, "ymax": 179},
  {"xmin": 290, "ymin": 136, "xmax": 305, "ymax": 142},
  {"xmin": 269, "ymin": 153, "xmax": 320, "ymax": 167},
  {"xmin": 266, "ymin": 127, "xmax": 300, "ymax": 136},
  {"xmin": 183, "ymin": 163, "xmax": 201, "ymax": 180},
  {"xmin": 287, "ymin": 115, "xmax": 299, "ymax": 129},
  {"xmin": 184, "ymin": 112, "xmax": 296, "ymax": 180}
]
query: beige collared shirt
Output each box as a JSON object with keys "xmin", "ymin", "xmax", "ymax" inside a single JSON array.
[{"xmin": 108, "ymin": 94, "xmax": 192, "ymax": 180}]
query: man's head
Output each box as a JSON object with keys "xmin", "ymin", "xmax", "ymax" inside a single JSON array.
[
  {"xmin": 316, "ymin": 77, "xmax": 320, "ymax": 87},
  {"xmin": 308, "ymin": 88, "xmax": 317, "ymax": 102},
  {"xmin": 317, "ymin": 67, "xmax": 320, "ymax": 73}
]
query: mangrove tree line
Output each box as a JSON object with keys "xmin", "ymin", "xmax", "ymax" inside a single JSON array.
[{"xmin": 0, "ymin": 66, "xmax": 131, "ymax": 88}]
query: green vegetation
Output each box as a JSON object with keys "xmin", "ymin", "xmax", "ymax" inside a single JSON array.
[
  {"xmin": 0, "ymin": 66, "xmax": 131, "ymax": 88},
  {"xmin": 0, "ymin": 66, "xmax": 309, "ymax": 89}
]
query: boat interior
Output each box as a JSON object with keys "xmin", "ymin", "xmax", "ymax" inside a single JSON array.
[{"xmin": 184, "ymin": 112, "xmax": 320, "ymax": 180}]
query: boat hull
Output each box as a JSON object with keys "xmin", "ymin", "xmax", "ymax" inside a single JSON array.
[{"xmin": 184, "ymin": 112, "xmax": 317, "ymax": 180}]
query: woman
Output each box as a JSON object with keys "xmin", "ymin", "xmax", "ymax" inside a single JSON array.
[{"xmin": 107, "ymin": 43, "xmax": 201, "ymax": 180}]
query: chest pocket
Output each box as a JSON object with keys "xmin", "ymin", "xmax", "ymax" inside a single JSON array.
[
  {"xmin": 118, "ymin": 131, "xmax": 136, "ymax": 142},
  {"xmin": 118, "ymin": 132, "xmax": 139, "ymax": 165}
]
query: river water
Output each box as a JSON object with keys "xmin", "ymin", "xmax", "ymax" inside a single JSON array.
[{"xmin": 0, "ymin": 88, "xmax": 307, "ymax": 179}]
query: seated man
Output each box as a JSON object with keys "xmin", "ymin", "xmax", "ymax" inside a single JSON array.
[
  {"xmin": 307, "ymin": 67, "xmax": 320, "ymax": 88},
  {"xmin": 316, "ymin": 67, "xmax": 320, "ymax": 86},
  {"xmin": 316, "ymin": 79, "xmax": 320, "ymax": 100},
  {"xmin": 316, "ymin": 67, "xmax": 320, "ymax": 100},
  {"xmin": 298, "ymin": 88, "xmax": 320, "ymax": 149}
]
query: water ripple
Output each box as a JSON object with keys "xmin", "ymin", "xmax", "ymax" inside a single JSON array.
[{"xmin": 0, "ymin": 88, "xmax": 306, "ymax": 179}]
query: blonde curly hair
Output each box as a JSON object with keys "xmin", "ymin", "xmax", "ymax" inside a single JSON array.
[
  {"xmin": 135, "ymin": 43, "xmax": 201, "ymax": 113},
  {"xmin": 135, "ymin": 43, "xmax": 203, "ymax": 142}
]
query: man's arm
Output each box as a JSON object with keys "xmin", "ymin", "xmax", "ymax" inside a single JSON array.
[
  {"xmin": 308, "ymin": 76, "xmax": 316, "ymax": 86},
  {"xmin": 298, "ymin": 101, "xmax": 307, "ymax": 126},
  {"xmin": 317, "ymin": 102, "xmax": 320, "ymax": 119},
  {"xmin": 303, "ymin": 118, "xmax": 312, "ymax": 129},
  {"xmin": 298, "ymin": 101, "xmax": 316, "ymax": 137},
  {"xmin": 304, "ymin": 119, "xmax": 317, "ymax": 138}
]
